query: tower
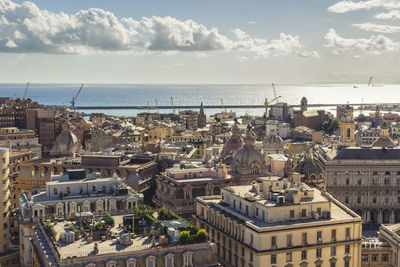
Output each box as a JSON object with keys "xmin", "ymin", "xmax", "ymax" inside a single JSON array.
[
  {"xmin": 300, "ymin": 97, "xmax": 308, "ymax": 111},
  {"xmin": 340, "ymin": 105, "xmax": 355, "ymax": 147},
  {"xmin": 198, "ymin": 102, "xmax": 206, "ymax": 128}
]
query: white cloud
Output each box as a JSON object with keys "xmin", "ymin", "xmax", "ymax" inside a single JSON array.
[
  {"xmin": 353, "ymin": 22, "xmax": 400, "ymax": 33},
  {"xmin": 236, "ymin": 56, "xmax": 249, "ymax": 62},
  {"xmin": 0, "ymin": 0, "xmax": 317, "ymax": 59},
  {"xmin": 325, "ymin": 28, "xmax": 400, "ymax": 54},
  {"xmin": 375, "ymin": 9, "xmax": 400, "ymax": 19},
  {"xmin": 248, "ymin": 21, "xmax": 256, "ymax": 25},
  {"xmin": 232, "ymin": 28, "xmax": 319, "ymax": 58},
  {"xmin": 328, "ymin": 0, "xmax": 400, "ymax": 13},
  {"xmin": 139, "ymin": 16, "xmax": 230, "ymax": 51}
]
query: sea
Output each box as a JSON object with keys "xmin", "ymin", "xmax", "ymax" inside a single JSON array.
[{"xmin": 0, "ymin": 83, "xmax": 398, "ymax": 117}]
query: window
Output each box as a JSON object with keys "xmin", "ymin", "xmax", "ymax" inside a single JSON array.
[
  {"xmin": 382, "ymin": 254, "xmax": 389, "ymax": 262},
  {"xmin": 346, "ymin": 178, "xmax": 349, "ymax": 185},
  {"xmin": 301, "ymin": 250, "xmax": 307, "ymax": 260},
  {"xmin": 1, "ymin": 158, "xmax": 5, "ymax": 164},
  {"xmin": 317, "ymin": 231, "xmax": 322, "ymax": 242},
  {"xmin": 362, "ymin": 254, "xmax": 369, "ymax": 262},
  {"xmin": 66, "ymin": 186, "xmax": 70, "ymax": 194},
  {"xmin": 183, "ymin": 252, "xmax": 193, "ymax": 267},
  {"xmin": 315, "ymin": 248, "xmax": 322, "ymax": 258},
  {"xmin": 346, "ymin": 227, "xmax": 350, "ymax": 237},
  {"xmin": 345, "ymin": 196, "xmax": 349, "ymax": 204},
  {"xmin": 53, "ymin": 188, "xmax": 57, "ymax": 195},
  {"xmin": 286, "ymin": 252, "xmax": 292, "ymax": 262},
  {"xmin": 330, "ymin": 263, "xmax": 336, "ymax": 267},
  {"xmin": 106, "ymin": 261, "xmax": 116, "ymax": 267},
  {"xmin": 331, "ymin": 229, "xmax": 336, "ymax": 239},
  {"xmin": 256, "ymin": 207, "xmax": 259, "ymax": 216},
  {"xmin": 92, "ymin": 185, "xmax": 96, "ymax": 192},
  {"xmin": 372, "ymin": 254, "xmax": 378, "ymax": 262},
  {"xmin": 357, "ymin": 196, "xmax": 361, "ymax": 204},
  {"xmin": 290, "ymin": 210, "xmax": 294, "ymax": 219},
  {"xmin": 317, "ymin": 208, "xmax": 321, "ymax": 215},
  {"xmin": 385, "ymin": 177, "xmax": 391, "ymax": 185},
  {"xmin": 331, "ymin": 246, "xmax": 336, "ymax": 256},
  {"xmin": 287, "ymin": 234, "xmax": 292, "ymax": 246},
  {"xmin": 345, "ymin": 245, "xmax": 350, "ymax": 254},
  {"xmin": 302, "ymin": 232, "xmax": 307, "ymax": 244},
  {"xmin": 271, "ymin": 236, "xmax": 276, "ymax": 246},
  {"xmin": 302, "ymin": 209, "xmax": 306, "ymax": 217},
  {"xmin": 271, "ymin": 254, "xmax": 277, "ymax": 264},
  {"xmin": 165, "ymin": 255, "xmax": 174, "ymax": 267},
  {"xmin": 345, "ymin": 261, "xmax": 349, "ymax": 267}
]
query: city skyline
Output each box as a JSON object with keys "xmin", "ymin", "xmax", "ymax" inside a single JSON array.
[{"xmin": 1, "ymin": 0, "xmax": 400, "ymax": 84}]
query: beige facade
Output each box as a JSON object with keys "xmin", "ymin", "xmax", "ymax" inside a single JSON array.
[
  {"xmin": 0, "ymin": 148, "xmax": 10, "ymax": 253},
  {"xmin": 326, "ymin": 147, "xmax": 400, "ymax": 224},
  {"xmin": 196, "ymin": 177, "xmax": 362, "ymax": 267},
  {"xmin": 361, "ymin": 238, "xmax": 392, "ymax": 267}
]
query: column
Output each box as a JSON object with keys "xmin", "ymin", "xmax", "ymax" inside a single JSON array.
[
  {"xmin": 390, "ymin": 209, "xmax": 395, "ymax": 224},
  {"xmin": 366, "ymin": 210, "xmax": 371, "ymax": 223},
  {"xmin": 378, "ymin": 209, "xmax": 383, "ymax": 224}
]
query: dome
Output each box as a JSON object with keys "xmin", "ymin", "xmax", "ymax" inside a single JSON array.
[
  {"xmin": 52, "ymin": 129, "xmax": 80, "ymax": 156},
  {"xmin": 294, "ymin": 148, "xmax": 325, "ymax": 187},
  {"xmin": 264, "ymin": 130, "xmax": 284, "ymax": 154},
  {"xmin": 221, "ymin": 122, "xmax": 244, "ymax": 160},
  {"xmin": 232, "ymin": 128, "xmax": 267, "ymax": 176}
]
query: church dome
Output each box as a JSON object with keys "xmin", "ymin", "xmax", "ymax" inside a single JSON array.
[
  {"xmin": 264, "ymin": 130, "xmax": 284, "ymax": 154},
  {"xmin": 52, "ymin": 128, "xmax": 80, "ymax": 156},
  {"xmin": 221, "ymin": 122, "xmax": 244, "ymax": 160},
  {"xmin": 294, "ymin": 148, "xmax": 325, "ymax": 187},
  {"xmin": 232, "ymin": 128, "xmax": 267, "ymax": 175}
]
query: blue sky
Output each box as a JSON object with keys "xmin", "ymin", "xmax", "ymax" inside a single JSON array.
[{"xmin": 2, "ymin": 0, "xmax": 400, "ymax": 83}]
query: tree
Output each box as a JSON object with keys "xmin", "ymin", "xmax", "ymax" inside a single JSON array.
[{"xmin": 103, "ymin": 212, "xmax": 115, "ymax": 227}]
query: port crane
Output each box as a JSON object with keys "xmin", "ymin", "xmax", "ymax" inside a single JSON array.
[
  {"xmin": 368, "ymin": 77, "xmax": 373, "ymax": 87},
  {"xmin": 154, "ymin": 98, "xmax": 159, "ymax": 113},
  {"xmin": 71, "ymin": 83, "xmax": 84, "ymax": 111},
  {"xmin": 170, "ymin": 97, "xmax": 176, "ymax": 114},
  {"xmin": 220, "ymin": 99, "xmax": 228, "ymax": 118},
  {"xmin": 23, "ymin": 82, "xmax": 30, "ymax": 99},
  {"xmin": 264, "ymin": 83, "xmax": 282, "ymax": 110}
]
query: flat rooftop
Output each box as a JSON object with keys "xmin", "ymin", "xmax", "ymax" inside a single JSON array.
[{"xmin": 53, "ymin": 215, "xmax": 153, "ymax": 259}]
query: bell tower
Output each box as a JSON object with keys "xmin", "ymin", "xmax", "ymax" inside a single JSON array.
[{"xmin": 340, "ymin": 105, "xmax": 355, "ymax": 146}]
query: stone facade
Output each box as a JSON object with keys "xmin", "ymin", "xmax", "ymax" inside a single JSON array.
[{"xmin": 326, "ymin": 147, "xmax": 400, "ymax": 224}]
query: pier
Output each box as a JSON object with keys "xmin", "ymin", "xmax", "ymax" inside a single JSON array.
[{"xmin": 75, "ymin": 102, "xmax": 400, "ymax": 110}]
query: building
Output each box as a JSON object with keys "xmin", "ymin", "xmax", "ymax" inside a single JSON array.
[
  {"xmin": 361, "ymin": 238, "xmax": 392, "ymax": 267},
  {"xmin": 195, "ymin": 177, "xmax": 362, "ymax": 267},
  {"xmin": 29, "ymin": 209, "xmax": 218, "ymax": 267},
  {"xmin": 0, "ymin": 148, "xmax": 11, "ymax": 254},
  {"xmin": 294, "ymin": 110, "xmax": 330, "ymax": 131},
  {"xmin": 153, "ymin": 162, "xmax": 231, "ymax": 218},
  {"xmin": 14, "ymin": 153, "xmax": 158, "ymax": 203},
  {"xmin": 378, "ymin": 223, "xmax": 400, "ymax": 266},
  {"xmin": 263, "ymin": 130, "xmax": 285, "ymax": 155},
  {"xmin": 326, "ymin": 147, "xmax": 400, "ymax": 224},
  {"xmin": 26, "ymin": 109, "xmax": 55, "ymax": 148},
  {"xmin": 269, "ymin": 102, "xmax": 289, "ymax": 121},
  {"xmin": 265, "ymin": 120, "xmax": 290, "ymax": 139},
  {"xmin": 179, "ymin": 110, "xmax": 199, "ymax": 130},
  {"xmin": 0, "ymin": 127, "xmax": 41, "ymax": 158},
  {"xmin": 18, "ymin": 170, "xmax": 143, "ymax": 266},
  {"xmin": 356, "ymin": 129, "xmax": 380, "ymax": 147}
]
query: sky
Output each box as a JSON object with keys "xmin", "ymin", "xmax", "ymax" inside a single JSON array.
[{"xmin": 1, "ymin": 0, "xmax": 400, "ymax": 84}]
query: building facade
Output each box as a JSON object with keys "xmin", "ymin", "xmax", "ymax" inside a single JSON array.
[
  {"xmin": 326, "ymin": 147, "xmax": 400, "ymax": 224},
  {"xmin": 196, "ymin": 177, "xmax": 362, "ymax": 267}
]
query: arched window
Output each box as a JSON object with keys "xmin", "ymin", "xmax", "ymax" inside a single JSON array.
[{"xmin": 346, "ymin": 128, "xmax": 351, "ymax": 138}]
